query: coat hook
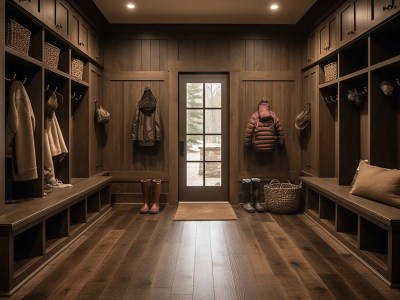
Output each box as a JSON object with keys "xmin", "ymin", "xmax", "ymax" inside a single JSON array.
[
  {"xmin": 54, "ymin": 86, "xmax": 58, "ymax": 93},
  {"xmin": 45, "ymin": 84, "xmax": 50, "ymax": 91},
  {"xmin": 71, "ymin": 92, "xmax": 76, "ymax": 99},
  {"xmin": 22, "ymin": 78, "xmax": 27, "ymax": 85},
  {"xmin": 396, "ymin": 78, "xmax": 400, "ymax": 86},
  {"xmin": 12, "ymin": 74, "xmax": 17, "ymax": 81},
  {"xmin": 363, "ymin": 86, "xmax": 367, "ymax": 93}
]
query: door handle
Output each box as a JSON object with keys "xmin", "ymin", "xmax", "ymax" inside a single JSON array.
[{"xmin": 179, "ymin": 141, "xmax": 185, "ymax": 157}]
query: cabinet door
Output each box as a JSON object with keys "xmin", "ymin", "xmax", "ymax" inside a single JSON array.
[
  {"xmin": 70, "ymin": 11, "xmax": 89, "ymax": 54},
  {"xmin": 339, "ymin": 0, "xmax": 368, "ymax": 46},
  {"xmin": 368, "ymin": 0, "xmax": 399, "ymax": 28},
  {"xmin": 89, "ymin": 31, "xmax": 103, "ymax": 65},
  {"xmin": 301, "ymin": 67, "xmax": 319, "ymax": 175},
  {"xmin": 55, "ymin": 0, "xmax": 69, "ymax": 38},
  {"xmin": 13, "ymin": 0, "xmax": 41, "ymax": 19},
  {"xmin": 304, "ymin": 29, "xmax": 318, "ymax": 67},
  {"xmin": 43, "ymin": 0, "xmax": 56, "ymax": 29},
  {"xmin": 318, "ymin": 14, "xmax": 338, "ymax": 58}
]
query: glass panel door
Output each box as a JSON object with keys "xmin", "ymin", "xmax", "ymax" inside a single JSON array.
[{"xmin": 178, "ymin": 74, "xmax": 228, "ymax": 201}]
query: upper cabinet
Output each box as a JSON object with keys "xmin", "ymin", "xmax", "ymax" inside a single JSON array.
[
  {"xmin": 70, "ymin": 11, "xmax": 89, "ymax": 54},
  {"xmin": 89, "ymin": 31, "xmax": 103, "ymax": 65},
  {"xmin": 43, "ymin": 0, "xmax": 70, "ymax": 40},
  {"xmin": 318, "ymin": 13, "xmax": 338, "ymax": 58},
  {"xmin": 368, "ymin": 0, "xmax": 399, "ymax": 28},
  {"xmin": 338, "ymin": 0, "xmax": 368, "ymax": 47},
  {"xmin": 303, "ymin": 28, "xmax": 318, "ymax": 67},
  {"xmin": 12, "ymin": 0, "xmax": 41, "ymax": 19}
]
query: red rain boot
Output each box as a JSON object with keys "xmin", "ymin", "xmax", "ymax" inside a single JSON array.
[
  {"xmin": 149, "ymin": 179, "xmax": 161, "ymax": 214},
  {"xmin": 140, "ymin": 179, "xmax": 152, "ymax": 214}
]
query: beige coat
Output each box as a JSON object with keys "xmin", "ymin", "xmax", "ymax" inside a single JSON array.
[{"xmin": 5, "ymin": 81, "xmax": 38, "ymax": 181}]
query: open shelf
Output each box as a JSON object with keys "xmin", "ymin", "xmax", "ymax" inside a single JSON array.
[
  {"xmin": 100, "ymin": 185, "xmax": 111, "ymax": 210},
  {"xmin": 14, "ymin": 223, "xmax": 43, "ymax": 274},
  {"xmin": 87, "ymin": 192, "xmax": 100, "ymax": 220},
  {"xmin": 69, "ymin": 199, "xmax": 86, "ymax": 233},
  {"xmin": 337, "ymin": 204, "xmax": 358, "ymax": 246},
  {"xmin": 320, "ymin": 195, "xmax": 336, "ymax": 229},
  {"xmin": 339, "ymin": 37, "xmax": 368, "ymax": 77},
  {"xmin": 45, "ymin": 209, "xmax": 68, "ymax": 252},
  {"xmin": 360, "ymin": 217, "xmax": 388, "ymax": 268},
  {"xmin": 306, "ymin": 187, "xmax": 319, "ymax": 215}
]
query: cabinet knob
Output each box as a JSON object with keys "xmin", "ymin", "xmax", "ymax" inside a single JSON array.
[{"xmin": 96, "ymin": 55, "xmax": 100, "ymax": 59}]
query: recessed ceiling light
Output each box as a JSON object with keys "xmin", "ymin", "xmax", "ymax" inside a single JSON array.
[
  {"xmin": 270, "ymin": 4, "xmax": 279, "ymax": 10},
  {"xmin": 126, "ymin": 3, "xmax": 135, "ymax": 9}
]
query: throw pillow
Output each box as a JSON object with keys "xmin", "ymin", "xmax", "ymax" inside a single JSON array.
[{"xmin": 350, "ymin": 160, "xmax": 400, "ymax": 208}]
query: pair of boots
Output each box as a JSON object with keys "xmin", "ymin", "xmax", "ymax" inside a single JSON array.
[
  {"xmin": 242, "ymin": 178, "xmax": 265, "ymax": 213},
  {"xmin": 140, "ymin": 179, "xmax": 161, "ymax": 214}
]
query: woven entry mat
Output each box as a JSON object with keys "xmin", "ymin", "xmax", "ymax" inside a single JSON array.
[{"xmin": 174, "ymin": 202, "xmax": 237, "ymax": 221}]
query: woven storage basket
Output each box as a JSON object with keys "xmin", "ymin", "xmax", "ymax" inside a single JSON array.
[
  {"xmin": 264, "ymin": 179, "xmax": 303, "ymax": 214},
  {"xmin": 44, "ymin": 42, "xmax": 60, "ymax": 69},
  {"xmin": 6, "ymin": 19, "xmax": 31, "ymax": 55},
  {"xmin": 324, "ymin": 62, "xmax": 337, "ymax": 82},
  {"xmin": 71, "ymin": 58, "xmax": 84, "ymax": 80}
]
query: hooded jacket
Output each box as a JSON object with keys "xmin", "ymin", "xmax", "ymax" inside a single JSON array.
[
  {"xmin": 5, "ymin": 80, "xmax": 38, "ymax": 181},
  {"xmin": 131, "ymin": 87, "xmax": 161, "ymax": 146},
  {"xmin": 244, "ymin": 101, "xmax": 284, "ymax": 152}
]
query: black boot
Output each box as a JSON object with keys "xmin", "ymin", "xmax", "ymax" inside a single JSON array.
[
  {"xmin": 252, "ymin": 178, "xmax": 265, "ymax": 212},
  {"xmin": 242, "ymin": 179, "xmax": 255, "ymax": 213}
]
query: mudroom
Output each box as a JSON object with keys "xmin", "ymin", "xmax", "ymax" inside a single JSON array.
[{"xmin": 0, "ymin": 0, "xmax": 399, "ymax": 298}]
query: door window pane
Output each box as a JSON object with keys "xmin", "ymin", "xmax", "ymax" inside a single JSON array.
[
  {"xmin": 187, "ymin": 135, "xmax": 203, "ymax": 161},
  {"xmin": 187, "ymin": 83, "xmax": 203, "ymax": 108},
  {"xmin": 205, "ymin": 83, "xmax": 221, "ymax": 108},
  {"xmin": 187, "ymin": 162, "xmax": 203, "ymax": 186},
  {"xmin": 205, "ymin": 109, "xmax": 221, "ymax": 134},
  {"xmin": 205, "ymin": 162, "xmax": 221, "ymax": 186},
  {"xmin": 187, "ymin": 109, "xmax": 203, "ymax": 134},
  {"xmin": 205, "ymin": 135, "xmax": 221, "ymax": 161}
]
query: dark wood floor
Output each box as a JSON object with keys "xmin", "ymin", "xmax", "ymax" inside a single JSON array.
[{"xmin": 8, "ymin": 204, "xmax": 400, "ymax": 300}]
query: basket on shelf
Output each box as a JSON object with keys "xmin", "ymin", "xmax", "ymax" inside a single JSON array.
[
  {"xmin": 264, "ymin": 179, "xmax": 303, "ymax": 214},
  {"xmin": 6, "ymin": 19, "xmax": 31, "ymax": 55},
  {"xmin": 44, "ymin": 42, "xmax": 60, "ymax": 69},
  {"xmin": 71, "ymin": 58, "xmax": 84, "ymax": 80},
  {"xmin": 324, "ymin": 62, "xmax": 337, "ymax": 82}
]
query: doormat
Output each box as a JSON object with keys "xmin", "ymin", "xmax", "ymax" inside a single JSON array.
[{"xmin": 174, "ymin": 202, "xmax": 237, "ymax": 221}]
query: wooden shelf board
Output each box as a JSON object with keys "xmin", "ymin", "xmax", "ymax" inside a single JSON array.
[
  {"xmin": 319, "ymin": 78, "xmax": 338, "ymax": 89},
  {"xmin": 5, "ymin": 46, "xmax": 42, "ymax": 67},
  {"xmin": 45, "ymin": 236, "xmax": 68, "ymax": 253},
  {"xmin": 71, "ymin": 76, "xmax": 89, "ymax": 87},
  {"xmin": 320, "ymin": 218, "xmax": 335, "ymax": 229},
  {"xmin": 361, "ymin": 248, "xmax": 388, "ymax": 270},
  {"xmin": 339, "ymin": 67, "xmax": 369, "ymax": 82},
  {"xmin": 44, "ymin": 65, "xmax": 70, "ymax": 79},
  {"xmin": 337, "ymin": 231, "xmax": 358, "ymax": 247},
  {"xmin": 13, "ymin": 256, "xmax": 41, "ymax": 276},
  {"xmin": 370, "ymin": 54, "xmax": 400, "ymax": 71}
]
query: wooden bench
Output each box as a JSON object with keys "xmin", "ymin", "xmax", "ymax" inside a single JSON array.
[
  {"xmin": 0, "ymin": 176, "xmax": 112, "ymax": 296},
  {"xmin": 301, "ymin": 176, "xmax": 400, "ymax": 287}
]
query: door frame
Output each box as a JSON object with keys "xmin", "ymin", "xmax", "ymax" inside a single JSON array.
[{"xmin": 168, "ymin": 60, "xmax": 240, "ymax": 204}]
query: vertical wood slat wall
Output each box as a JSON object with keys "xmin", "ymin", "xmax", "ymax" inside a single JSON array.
[
  {"xmin": 103, "ymin": 36, "xmax": 303, "ymax": 204},
  {"xmin": 0, "ymin": 1, "xmax": 4, "ymax": 213}
]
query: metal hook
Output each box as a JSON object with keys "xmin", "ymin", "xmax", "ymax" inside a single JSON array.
[
  {"xmin": 22, "ymin": 78, "xmax": 27, "ymax": 85},
  {"xmin": 71, "ymin": 92, "xmax": 76, "ymax": 99},
  {"xmin": 12, "ymin": 74, "xmax": 16, "ymax": 81},
  {"xmin": 54, "ymin": 86, "xmax": 58, "ymax": 93},
  {"xmin": 396, "ymin": 78, "xmax": 400, "ymax": 86},
  {"xmin": 45, "ymin": 84, "xmax": 50, "ymax": 91}
]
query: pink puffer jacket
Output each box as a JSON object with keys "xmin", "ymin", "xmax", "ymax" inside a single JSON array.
[{"xmin": 244, "ymin": 102, "xmax": 284, "ymax": 152}]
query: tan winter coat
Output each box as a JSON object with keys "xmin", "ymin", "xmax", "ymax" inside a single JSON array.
[
  {"xmin": 244, "ymin": 102, "xmax": 284, "ymax": 152},
  {"xmin": 5, "ymin": 81, "xmax": 38, "ymax": 181}
]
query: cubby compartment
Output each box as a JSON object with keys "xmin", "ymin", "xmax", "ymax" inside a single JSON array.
[
  {"xmin": 360, "ymin": 217, "xmax": 388, "ymax": 267},
  {"xmin": 87, "ymin": 192, "xmax": 100, "ymax": 220},
  {"xmin": 45, "ymin": 209, "xmax": 68, "ymax": 252},
  {"xmin": 338, "ymin": 73, "xmax": 368, "ymax": 185},
  {"xmin": 319, "ymin": 55, "xmax": 338, "ymax": 86},
  {"xmin": 318, "ymin": 85, "xmax": 337, "ymax": 178},
  {"xmin": 44, "ymin": 71, "xmax": 70, "ymax": 185},
  {"xmin": 69, "ymin": 200, "xmax": 86, "ymax": 233},
  {"xmin": 100, "ymin": 185, "xmax": 111, "ymax": 210},
  {"xmin": 6, "ymin": 2, "xmax": 43, "ymax": 62},
  {"xmin": 13, "ymin": 223, "xmax": 43, "ymax": 273},
  {"xmin": 370, "ymin": 67, "xmax": 400, "ymax": 170},
  {"xmin": 339, "ymin": 37, "xmax": 368, "ymax": 77},
  {"xmin": 306, "ymin": 187, "xmax": 319, "ymax": 215},
  {"xmin": 70, "ymin": 50, "xmax": 90, "ymax": 83},
  {"xmin": 44, "ymin": 31, "xmax": 70, "ymax": 75},
  {"xmin": 5, "ymin": 57, "xmax": 44, "ymax": 200},
  {"xmin": 337, "ymin": 205, "xmax": 358, "ymax": 246},
  {"xmin": 319, "ymin": 195, "xmax": 335, "ymax": 228},
  {"xmin": 370, "ymin": 16, "xmax": 400, "ymax": 66}
]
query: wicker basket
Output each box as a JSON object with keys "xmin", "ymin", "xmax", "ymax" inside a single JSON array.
[
  {"xmin": 44, "ymin": 42, "xmax": 60, "ymax": 69},
  {"xmin": 264, "ymin": 179, "xmax": 303, "ymax": 214},
  {"xmin": 324, "ymin": 62, "xmax": 337, "ymax": 82},
  {"xmin": 6, "ymin": 19, "xmax": 31, "ymax": 55},
  {"xmin": 71, "ymin": 58, "xmax": 84, "ymax": 80}
]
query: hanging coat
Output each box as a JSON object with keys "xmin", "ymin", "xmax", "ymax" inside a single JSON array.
[
  {"xmin": 131, "ymin": 87, "xmax": 161, "ymax": 146},
  {"xmin": 5, "ymin": 80, "xmax": 38, "ymax": 181},
  {"xmin": 244, "ymin": 101, "xmax": 284, "ymax": 152}
]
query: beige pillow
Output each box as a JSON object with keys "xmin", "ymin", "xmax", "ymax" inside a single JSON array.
[{"xmin": 350, "ymin": 160, "xmax": 400, "ymax": 208}]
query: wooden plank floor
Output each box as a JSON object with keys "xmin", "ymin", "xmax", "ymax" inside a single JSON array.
[{"xmin": 7, "ymin": 204, "xmax": 400, "ymax": 300}]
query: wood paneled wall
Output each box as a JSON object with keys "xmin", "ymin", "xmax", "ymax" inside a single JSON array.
[{"xmin": 103, "ymin": 31, "xmax": 303, "ymax": 204}]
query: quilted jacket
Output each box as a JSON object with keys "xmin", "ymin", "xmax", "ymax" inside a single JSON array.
[{"xmin": 244, "ymin": 101, "xmax": 284, "ymax": 152}]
